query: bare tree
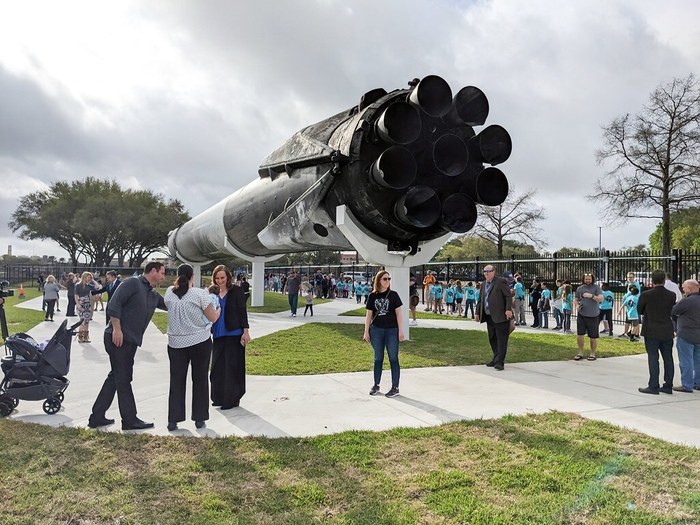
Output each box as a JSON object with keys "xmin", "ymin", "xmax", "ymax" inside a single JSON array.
[
  {"xmin": 471, "ymin": 187, "xmax": 546, "ymax": 256},
  {"xmin": 590, "ymin": 74, "xmax": 700, "ymax": 255}
]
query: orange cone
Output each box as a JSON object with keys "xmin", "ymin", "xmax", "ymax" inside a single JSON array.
[{"xmin": 19, "ymin": 283, "xmax": 25, "ymax": 299}]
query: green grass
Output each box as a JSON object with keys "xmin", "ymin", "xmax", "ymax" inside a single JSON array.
[
  {"xmin": 0, "ymin": 412, "xmax": 698, "ymax": 524},
  {"xmin": 1, "ymin": 287, "xmax": 46, "ymax": 340},
  {"xmin": 243, "ymin": 323, "xmax": 643, "ymax": 375},
  {"xmin": 151, "ymin": 292, "xmax": 330, "ymax": 333},
  {"xmin": 342, "ymin": 306, "xmax": 472, "ymax": 321}
]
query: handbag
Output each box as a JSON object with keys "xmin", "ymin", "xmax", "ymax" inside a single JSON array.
[{"xmin": 509, "ymin": 318, "xmax": 516, "ymax": 334}]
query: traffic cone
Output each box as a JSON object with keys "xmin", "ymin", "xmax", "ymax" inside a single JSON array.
[{"xmin": 19, "ymin": 283, "xmax": 25, "ymax": 299}]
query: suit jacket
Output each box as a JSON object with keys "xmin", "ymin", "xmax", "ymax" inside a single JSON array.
[
  {"xmin": 222, "ymin": 285, "xmax": 250, "ymax": 332},
  {"xmin": 105, "ymin": 279, "xmax": 122, "ymax": 302},
  {"xmin": 476, "ymin": 276, "xmax": 512, "ymax": 324},
  {"xmin": 637, "ymin": 285, "xmax": 676, "ymax": 340}
]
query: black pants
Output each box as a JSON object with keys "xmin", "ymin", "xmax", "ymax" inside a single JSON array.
[
  {"xmin": 210, "ymin": 335, "xmax": 246, "ymax": 408},
  {"xmin": 45, "ymin": 299, "xmax": 56, "ymax": 320},
  {"xmin": 91, "ymin": 333, "xmax": 139, "ymax": 425},
  {"xmin": 168, "ymin": 339, "xmax": 212, "ymax": 423},
  {"xmin": 66, "ymin": 294, "xmax": 76, "ymax": 316},
  {"xmin": 644, "ymin": 338, "xmax": 674, "ymax": 391},
  {"xmin": 304, "ymin": 304, "xmax": 313, "ymax": 316},
  {"xmin": 531, "ymin": 304, "xmax": 540, "ymax": 327},
  {"xmin": 485, "ymin": 314, "xmax": 511, "ymax": 367}
]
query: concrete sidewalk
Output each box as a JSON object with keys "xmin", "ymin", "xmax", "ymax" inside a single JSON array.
[{"xmin": 4, "ymin": 295, "xmax": 700, "ymax": 447}]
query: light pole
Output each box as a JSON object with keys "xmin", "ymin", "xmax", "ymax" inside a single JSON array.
[{"xmin": 597, "ymin": 227, "xmax": 603, "ymax": 281}]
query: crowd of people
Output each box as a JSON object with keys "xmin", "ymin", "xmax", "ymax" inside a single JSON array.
[{"xmin": 27, "ymin": 260, "xmax": 699, "ymax": 428}]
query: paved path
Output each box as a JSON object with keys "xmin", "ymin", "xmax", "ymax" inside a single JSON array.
[{"xmin": 3, "ymin": 295, "xmax": 700, "ymax": 447}]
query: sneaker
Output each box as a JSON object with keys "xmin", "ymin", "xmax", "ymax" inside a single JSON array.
[
  {"xmin": 600, "ymin": 329, "xmax": 608, "ymax": 334},
  {"xmin": 564, "ymin": 330, "xmax": 573, "ymax": 334},
  {"xmin": 369, "ymin": 385, "xmax": 380, "ymax": 396},
  {"xmin": 385, "ymin": 387, "xmax": 400, "ymax": 398},
  {"xmin": 409, "ymin": 320, "xmax": 418, "ymax": 326},
  {"xmin": 608, "ymin": 332, "xmax": 614, "ymax": 337},
  {"xmin": 618, "ymin": 333, "xmax": 628, "ymax": 338}
]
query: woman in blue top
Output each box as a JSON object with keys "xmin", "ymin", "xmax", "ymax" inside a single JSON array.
[
  {"xmin": 210, "ymin": 265, "xmax": 251, "ymax": 410},
  {"xmin": 561, "ymin": 284, "xmax": 573, "ymax": 333}
]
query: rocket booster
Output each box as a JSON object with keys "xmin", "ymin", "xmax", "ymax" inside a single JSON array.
[{"xmin": 168, "ymin": 75, "xmax": 512, "ymax": 263}]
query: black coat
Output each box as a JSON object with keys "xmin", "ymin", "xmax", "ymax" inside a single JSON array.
[
  {"xmin": 637, "ymin": 285, "xmax": 676, "ymax": 340},
  {"xmin": 223, "ymin": 285, "xmax": 249, "ymax": 332}
]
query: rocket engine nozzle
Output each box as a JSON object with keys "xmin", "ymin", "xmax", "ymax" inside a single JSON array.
[{"xmin": 168, "ymin": 74, "xmax": 513, "ymax": 261}]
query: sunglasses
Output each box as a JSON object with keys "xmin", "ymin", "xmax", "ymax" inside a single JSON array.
[{"xmin": 381, "ymin": 277, "xmax": 391, "ymax": 281}]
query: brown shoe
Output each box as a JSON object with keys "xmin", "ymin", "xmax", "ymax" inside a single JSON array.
[{"xmin": 672, "ymin": 386, "xmax": 694, "ymax": 393}]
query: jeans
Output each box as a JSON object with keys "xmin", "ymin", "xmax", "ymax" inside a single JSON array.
[
  {"xmin": 676, "ymin": 337, "xmax": 700, "ymax": 390},
  {"xmin": 539, "ymin": 311, "xmax": 549, "ymax": 328},
  {"xmin": 643, "ymin": 338, "xmax": 674, "ymax": 390},
  {"xmin": 288, "ymin": 293, "xmax": 299, "ymax": 315},
  {"xmin": 553, "ymin": 307, "xmax": 562, "ymax": 328},
  {"xmin": 369, "ymin": 326, "xmax": 400, "ymax": 388}
]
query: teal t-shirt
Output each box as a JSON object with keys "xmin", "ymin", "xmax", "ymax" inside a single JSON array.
[{"xmin": 600, "ymin": 290, "xmax": 614, "ymax": 310}]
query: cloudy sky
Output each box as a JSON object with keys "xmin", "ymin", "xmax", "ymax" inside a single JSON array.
[{"xmin": 1, "ymin": 0, "xmax": 699, "ymax": 259}]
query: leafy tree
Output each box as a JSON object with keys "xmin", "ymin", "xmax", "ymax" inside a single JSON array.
[
  {"xmin": 591, "ymin": 74, "xmax": 700, "ymax": 255},
  {"xmin": 435, "ymin": 236, "xmax": 538, "ymax": 261},
  {"xmin": 649, "ymin": 207, "xmax": 700, "ymax": 251},
  {"xmin": 10, "ymin": 177, "xmax": 190, "ymax": 267},
  {"xmin": 470, "ymin": 187, "xmax": 547, "ymax": 256}
]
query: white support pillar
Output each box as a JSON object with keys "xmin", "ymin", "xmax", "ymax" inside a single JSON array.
[
  {"xmin": 222, "ymin": 237, "xmax": 283, "ymax": 307},
  {"xmin": 193, "ymin": 264, "xmax": 203, "ymax": 289},
  {"xmin": 336, "ymin": 205, "xmax": 451, "ymax": 339},
  {"xmin": 251, "ymin": 261, "xmax": 267, "ymax": 307}
]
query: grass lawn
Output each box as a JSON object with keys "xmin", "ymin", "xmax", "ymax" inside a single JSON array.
[
  {"xmin": 1, "ymin": 287, "xmax": 46, "ymax": 341},
  {"xmin": 244, "ymin": 323, "xmax": 642, "ymax": 375},
  {"xmin": 342, "ymin": 305, "xmax": 473, "ymax": 321},
  {"xmin": 151, "ymin": 292, "xmax": 330, "ymax": 333},
  {"xmin": 0, "ymin": 412, "xmax": 698, "ymax": 524}
]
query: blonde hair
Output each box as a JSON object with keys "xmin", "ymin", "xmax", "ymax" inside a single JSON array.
[
  {"xmin": 46, "ymin": 275, "xmax": 56, "ymax": 283},
  {"xmin": 80, "ymin": 272, "xmax": 94, "ymax": 285}
]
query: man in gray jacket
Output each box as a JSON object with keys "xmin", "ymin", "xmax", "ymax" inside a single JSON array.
[{"xmin": 671, "ymin": 279, "xmax": 700, "ymax": 393}]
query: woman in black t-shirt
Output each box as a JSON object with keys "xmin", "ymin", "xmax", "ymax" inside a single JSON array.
[{"xmin": 363, "ymin": 270, "xmax": 404, "ymax": 398}]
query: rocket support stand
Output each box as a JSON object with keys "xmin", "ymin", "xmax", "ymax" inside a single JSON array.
[
  {"xmin": 223, "ymin": 238, "xmax": 282, "ymax": 307},
  {"xmin": 336, "ymin": 205, "xmax": 451, "ymax": 339}
]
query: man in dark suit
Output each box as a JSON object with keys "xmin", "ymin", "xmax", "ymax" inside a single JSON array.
[
  {"xmin": 103, "ymin": 270, "xmax": 122, "ymax": 324},
  {"xmin": 475, "ymin": 264, "xmax": 514, "ymax": 371},
  {"xmin": 637, "ymin": 269, "xmax": 676, "ymax": 395}
]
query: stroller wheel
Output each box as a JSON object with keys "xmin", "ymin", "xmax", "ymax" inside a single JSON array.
[
  {"xmin": 0, "ymin": 394, "xmax": 17, "ymax": 408},
  {"xmin": 43, "ymin": 397, "xmax": 61, "ymax": 415},
  {"xmin": 56, "ymin": 392, "xmax": 64, "ymax": 403},
  {"xmin": 0, "ymin": 401, "xmax": 12, "ymax": 417}
]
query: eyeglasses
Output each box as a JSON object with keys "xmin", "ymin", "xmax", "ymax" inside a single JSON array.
[
  {"xmin": 381, "ymin": 277, "xmax": 391, "ymax": 281},
  {"xmin": 483, "ymin": 269, "xmax": 494, "ymax": 273}
]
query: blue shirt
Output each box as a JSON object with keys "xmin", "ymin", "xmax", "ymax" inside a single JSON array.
[
  {"xmin": 622, "ymin": 292, "xmax": 639, "ymax": 320},
  {"xmin": 212, "ymin": 295, "xmax": 243, "ymax": 338},
  {"xmin": 514, "ymin": 282, "xmax": 525, "ymax": 299},
  {"xmin": 600, "ymin": 290, "xmax": 614, "ymax": 310}
]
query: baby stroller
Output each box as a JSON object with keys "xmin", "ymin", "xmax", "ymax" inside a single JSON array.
[{"xmin": 0, "ymin": 319, "xmax": 80, "ymax": 417}]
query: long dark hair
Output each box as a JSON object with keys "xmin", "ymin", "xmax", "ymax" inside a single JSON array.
[{"xmin": 173, "ymin": 264, "xmax": 194, "ymax": 299}]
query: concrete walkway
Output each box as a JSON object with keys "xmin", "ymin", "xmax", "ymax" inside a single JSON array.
[{"xmin": 4, "ymin": 295, "xmax": 700, "ymax": 447}]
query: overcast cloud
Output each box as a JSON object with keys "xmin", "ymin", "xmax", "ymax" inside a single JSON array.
[{"xmin": 1, "ymin": 0, "xmax": 699, "ymax": 259}]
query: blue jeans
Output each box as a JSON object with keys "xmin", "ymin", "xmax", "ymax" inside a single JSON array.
[
  {"xmin": 288, "ymin": 293, "xmax": 299, "ymax": 315},
  {"xmin": 552, "ymin": 307, "xmax": 562, "ymax": 328},
  {"xmin": 643, "ymin": 338, "xmax": 674, "ymax": 390},
  {"xmin": 539, "ymin": 311, "xmax": 549, "ymax": 328},
  {"xmin": 370, "ymin": 326, "xmax": 400, "ymax": 388},
  {"xmin": 676, "ymin": 337, "xmax": 700, "ymax": 390}
]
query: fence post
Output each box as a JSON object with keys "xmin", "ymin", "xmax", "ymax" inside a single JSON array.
[{"xmin": 673, "ymin": 249, "xmax": 681, "ymax": 282}]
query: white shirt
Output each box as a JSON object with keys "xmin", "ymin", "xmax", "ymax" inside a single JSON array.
[
  {"xmin": 165, "ymin": 286, "xmax": 212, "ymax": 348},
  {"xmin": 664, "ymin": 279, "xmax": 682, "ymax": 303}
]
